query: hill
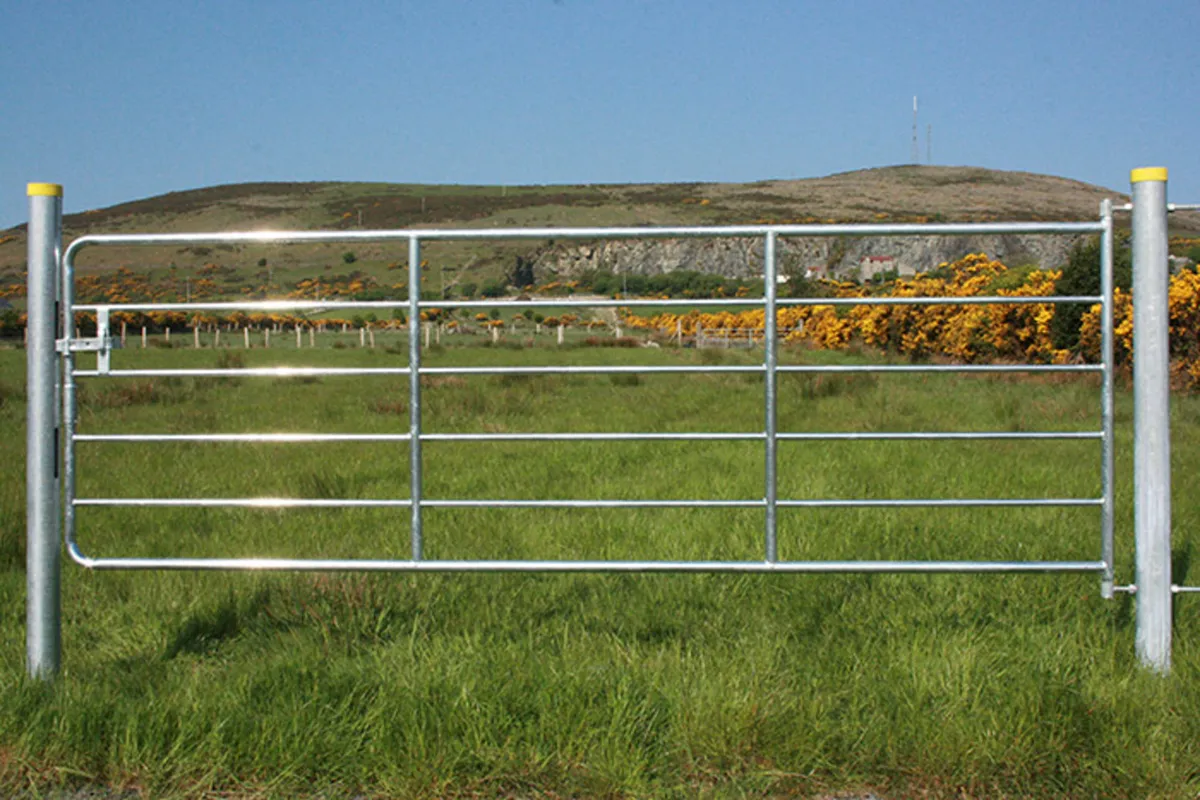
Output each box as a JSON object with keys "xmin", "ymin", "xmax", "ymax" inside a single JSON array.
[{"xmin": 2, "ymin": 166, "xmax": 1196, "ymax": 295}]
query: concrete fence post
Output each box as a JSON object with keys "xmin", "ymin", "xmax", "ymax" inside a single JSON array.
[
  {"xmin": 1131, "ymin": 167, "xmax": 1172, "ymax": 673},
  {"xmin": 25, "ymin": 183, "xmax": 63, "ymax": 679}
]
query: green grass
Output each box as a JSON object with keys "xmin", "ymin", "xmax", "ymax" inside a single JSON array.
[{"xmin": 2, "ymin": 341, "xmax": 1200, "ymax": 798}]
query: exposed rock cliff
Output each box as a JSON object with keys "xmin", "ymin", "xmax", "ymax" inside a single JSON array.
[{"xmin": 534, "ymin": 233, "xmax": 1087, "ymax": 283}]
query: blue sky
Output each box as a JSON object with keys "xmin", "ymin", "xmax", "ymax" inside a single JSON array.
[{"xmin": 4, "ymin": 0, "xmax": 1197, "ymax": 228}]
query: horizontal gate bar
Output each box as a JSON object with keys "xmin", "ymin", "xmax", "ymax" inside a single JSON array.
[
  {"xmin": 777, "ymin": 498, "xmax": 1102, "ymax": 508},
  {"xmin": 75, "ymin": 432, "xmax": 758, "ymax": 443},
  {"xmin": 76, "ymin": 433, "xmax": 418, "ymax": 443},
  {"xmin": 424, "ymin": 365, "xmax": 761, "ymax": 375},
  {"xmin": 72, "ymin": 498, "xmax": 747, "ymax": 509},
  {"xmin": 73, "ymin": 430, "xmax": 1102, "ymax": 444},
  {"xmin": 73, "ymin": 367, "xmax": 412, "ymax": 378},
  {"xmin": 777, "ymin": 364, "xmax": 1102, "ymax": 373},
  {"xmin": 66, "ymin": 555, "xmax": 1109, "ymax": 573},
  {"xmin": 430, "ymin": 432, "xmax": 753, "ymax": 442},
  {"xmin": 75, "ymin": 498, "xmax": 414, "ymax": 508},
  {"xmin": 774, "ymin": 295, "xmax": 1102, "ymax": 307},
  {"xmin": 74, "ymin": 497, "xmax": 1101, "ymax": 509},
  {"xmin": 72, "ymin": 365, "xmax": 761, "ymax": 378},
  {"xmin": 74, "ymin": 363, "xmax": 1104, "ymax": 379},
  {"xmin": 444, "ymin": 295, "xmax": 1104, "ymax": 308},
  {"xmin": 776, "ymin": 431, "xmax": 1102, "ymax": 441},
  {"xmin": 75, "ymin": 298, "xmax": 762, "ymax": 312},
  {"xmin": 62, "ymin": 219, "xmax": 1107, "ymax": 255},
  {"xmin": 71, "ymin": 294, "xmax": 1104, "ymax": 314},
  {"xmin": 439, "ymin": 498, "xmax": 1102, "ymax": 509}
]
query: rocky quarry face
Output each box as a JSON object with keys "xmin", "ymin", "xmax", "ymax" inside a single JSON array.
[{"xmin": 533, "ymin": 233, "xmax": 1086, "ymax": 283}]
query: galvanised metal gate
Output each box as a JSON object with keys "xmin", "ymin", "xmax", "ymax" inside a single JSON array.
[{"xmin": 24, "ymin": 169, "xmax": 1183, "ymax": 677}]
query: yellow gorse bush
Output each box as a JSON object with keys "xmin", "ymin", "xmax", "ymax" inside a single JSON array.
[
  {"xmin": 625, "ymin": 253, "xmax": 1200, "ymax": 383},
  {"xmin": 1077, "ymin": 267, "xmax": 1200, "ymax": 389}
]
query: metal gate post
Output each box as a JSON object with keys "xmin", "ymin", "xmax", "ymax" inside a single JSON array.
[
  {"xmin": 25, "ymin": 183, "xmax": 63, "ymax": 679},
  {"xmin": 1131, "ymin": 167, "xmax": 1172, "ymax": 673}
]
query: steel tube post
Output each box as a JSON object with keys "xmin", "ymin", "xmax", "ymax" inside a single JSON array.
[
  {"xmin": 1131, "ymin": 167, "xmax": 1172, "ymax": 673},
  {"xmin": 26, "ymin": 183, "xmax": 62, "ymax": 678},
  {"xmin": 1100, "ymin": 199, "xmax": 1115, "ymax": 598},
  {"xmin": 408, "ymin": 237, "xmax": 423, "ymax": 560},
  {"xmin": 763, "ymin": 233, "xmax": 778, "ymax": 562}
]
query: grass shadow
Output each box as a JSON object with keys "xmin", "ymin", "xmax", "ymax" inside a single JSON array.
[
  {"xmin": 163, "ymin": 589, "xmax": 269, "ymax": 659},
  {"xmin": 1173, "ymin": 540, "xmax": 1193, "ymax": 589}
]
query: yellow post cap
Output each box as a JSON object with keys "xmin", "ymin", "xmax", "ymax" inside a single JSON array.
[
  {"xmin": 26, "ymin": 183, "xmax": 63, "ymax": 197},
  {"xmin": 1131, "ymin": 167, "xmax": 1168, "ymax": 184}
]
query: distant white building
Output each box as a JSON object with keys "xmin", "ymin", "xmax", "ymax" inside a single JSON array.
[
  {"xmin": 858, "ymin": 255, "xmax": 897, "ymax": 280},
  {"xmin": 803, "ymin": 264, "xmax": 828, "ymax": 280}
]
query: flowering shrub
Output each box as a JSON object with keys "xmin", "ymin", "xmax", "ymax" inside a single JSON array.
[
  {"xmin": 1078, "ymin": 268, "xmax": 1200, "ymax": 389},
  {"xmin": 625, "ymin": 253, "xmax": 1200, "ymax": 386}
]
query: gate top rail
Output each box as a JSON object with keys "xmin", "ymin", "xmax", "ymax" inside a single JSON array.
[{"xmin": 62, "ymin": 219, "xmax": 1106, "ymax": 258}]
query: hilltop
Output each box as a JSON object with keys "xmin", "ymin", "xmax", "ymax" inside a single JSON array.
[{"xmin": 22, "ymin": 165, "xmax": 1141, "ymax": 233}]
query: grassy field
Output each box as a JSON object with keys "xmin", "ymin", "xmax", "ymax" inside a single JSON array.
[{"xmin": 2, "ymin": 339, "xmax": 1200, "ymax": 798}]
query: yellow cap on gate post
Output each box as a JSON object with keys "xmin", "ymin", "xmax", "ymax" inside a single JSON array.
[
  {"xmin": 1131, "ymin": 167, "xmax": 1168, "ymax": 184},
  {"xmin": 26, "ymin": 183, "xmax": 63, "ymax": 197}
]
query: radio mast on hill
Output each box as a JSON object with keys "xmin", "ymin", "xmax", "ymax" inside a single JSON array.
[{"xmin": 911, "ymin": 96, "xmax": 919, "ymax": 164}]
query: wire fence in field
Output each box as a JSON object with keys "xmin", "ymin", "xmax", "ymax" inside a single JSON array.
[{"xmin": 80, "ymin": 318, "xmax": 806, "ymax": 351}]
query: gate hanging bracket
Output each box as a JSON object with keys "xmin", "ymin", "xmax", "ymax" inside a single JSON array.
[
  {"xmin": 56, "ymin": 336, "xmax": 120, "ymax": 354},
  {"xmin": 57, "ymin": 336, "xmax": 121, "ymax": 374}
]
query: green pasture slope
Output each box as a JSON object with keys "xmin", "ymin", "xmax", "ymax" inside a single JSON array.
[{"xmin": 2, "ymin": 340, "xmax": 1200, "ymax": 798}]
